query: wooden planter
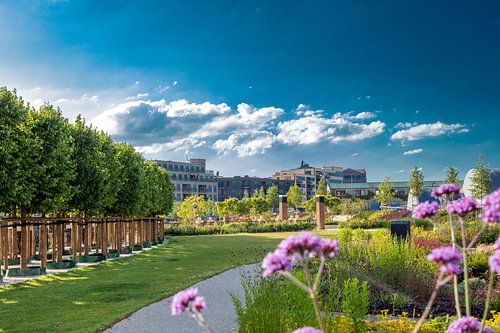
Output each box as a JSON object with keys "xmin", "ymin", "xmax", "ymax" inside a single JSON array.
[
  {"xmin": 106, "ymin": 250, "xmax": 120, "ymax": 259},
  {"xmin": 119, "ymin": 247, "xmax": 133, "ymax": 254},
  {"xmin": 3, "ymin": 266, "xmax": 46, "ymax": 276},
  {"xmin": 46, "ymin": 260, "xmax": 77, "ymax": 269},
  {"xmin": 76, "ymin": 254, "xmax": 106, "ymax": 263}
]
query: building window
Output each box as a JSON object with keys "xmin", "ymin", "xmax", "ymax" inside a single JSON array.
[{"xmin": 174, "ymin": 165, "xmax": 179, "ymax": 171}]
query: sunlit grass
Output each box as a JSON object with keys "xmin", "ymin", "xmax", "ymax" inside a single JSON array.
[{"xmin": 0, "ymin": 231, "xmax": 337, "ymax": 333}]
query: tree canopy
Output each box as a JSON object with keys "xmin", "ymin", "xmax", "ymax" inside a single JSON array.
[
  {"xmin": 444, "ymin": 167, "xmax": 460, "ymax": 185},
  {"xmin": 409, "ymin": 166, "xmax": 424, "ymax": 198},
  {"xmin": 0, "ymin": 87, "xmax": 174, "ymax": 218}
]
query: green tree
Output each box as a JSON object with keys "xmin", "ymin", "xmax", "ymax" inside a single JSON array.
[
  {"xmin": 316, "ymin": 178, "xmax": 328, "ymax": 196},
  {"xmin": 69, "ymin": 116, "xmax": 110, "ymax": 216},
  {"xmin": 0, "ymin": 88, "xmax": 39, "ymax": 215},
  {"xmin": 444, "ymin": 166, "xmax": 460, "ymax": 185},
  {"xmin": 175, "ymin": 195, "xmax": 212, "ymax": 224},
  {"xmin": 287, "ymin": 182, "xmax": 303, "ymax": 209},
  {"xmin": 29, "ymin": 104, "xmax": 75, "ymax": 215},
  {"xmin": 325, "ymin": 195, "xmax": 341, "ymax": 214},
  {"xmin": 243, "ymin": 189, "xmax": 249, "ymax": 199},
  {"xmin": 374, "ymin": 176, "xmax": 395, "ymax": 206},
  {"xmin": 112, "ymin": 143, "xmax": 145, "ymax": 217},
  {"xmin": 249, "ymin": 197, "xmax": 269, "ymax": 217},
  {"xmin": 302, "ymin": 197, "xmax": 316, "ymax": 214},
  {"xmin": 236, "ymin": 198, "xmax": 251, "ymax": 216},
  {"xmin": 409, "ymin": 166, "xmax": 424, "ymax": 198},
  {"xmin": 471, "ymin": 155, "xmax": 491, "ymax": 200},
  {"xmin": 266, "ymin": 184, "xmax": 279, "ymax": 211}
]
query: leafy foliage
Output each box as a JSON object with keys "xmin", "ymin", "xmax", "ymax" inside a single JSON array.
[
  {"xmin": 409, "ymin": 166, "xmax": 425, "ymax": 198},
  {"xmin": 174, "ymin": 195, "xmax": 212, "ymax": 224},
  {"xmin": 374, "ymin": 176, "xmax": 395, "ymax": 205},
  {"xmin": 287, "ymin": 182, "xmax": 303, "ymax": 208},
  {"xmin": 471, "ymin": 154, "xmax": 491, "ymax": 200},
  {"xmin": 444, "ymin": 166, "xmax": 460, "ymax": 185}
]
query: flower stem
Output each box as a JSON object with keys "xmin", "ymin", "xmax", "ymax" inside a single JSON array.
[
  {"xmin": 302, "ymin": 261, "xmax": 327, "ymax": 333},
  {"xmin": 412, "ymin": 273, "xmax": 450, "ymax": 333},
  {"xmin": 192, "ymin": 311, "xmax": 214, "ymax": 333},
  {"xmin": 447, "ymin": 210, "xmax": 462, "ymax": 318},
  {"xmin": 480, "ymin": 270, "xmax": 495, "ymax": 333},
  {"xmin": 458, "ymin": 217, "xmax": 471, "ymax": 316}
]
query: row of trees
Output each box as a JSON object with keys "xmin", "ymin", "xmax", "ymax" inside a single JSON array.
[
  {"xmin": 0, "ymin": 87, "xmax": 174, "ymax": 218},
  {"xmin": 376, "ymin": 156, "xmax": 492, "ymax": 207}
]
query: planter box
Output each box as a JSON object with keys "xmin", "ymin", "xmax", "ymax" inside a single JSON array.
[
  {"xmin": 46, "ymin": 260, "xmax": 77, "ymax": 269},
  {"xmin": 106, "ymin": 250, "xmax": 120, "ymax": 259},
  {"xmin": 0, "ymin": 257, "xmax": 32, "ymax": 265},
  {"xmin": 3, "ymin": 266, "xmax": 46, "ymax": 276},
  {"xmin": 142, "ymin": 242, "xmax": 151, "ymax": 248},
  {"xmin": 77, "ymin": 254, "xmax": 106, "ymax": 263},
  {"xmin": 133, "ymin": 244, "xmax": 143, "ymax": 251},
  {"xmin": 150, "ymin": 241, "xmax": 158, "ymax": 246},
  {"xmin": 119, "ymin": 247, "xmax": 133, "ymax": 254}
]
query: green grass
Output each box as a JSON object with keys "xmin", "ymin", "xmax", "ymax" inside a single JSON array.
[{"xmin": 0, "ymin": 231, "xmax": 337, "ymax": 333}]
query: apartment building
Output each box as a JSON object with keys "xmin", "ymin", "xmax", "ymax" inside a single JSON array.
[
  {"xmin": 217, "ymin": 176, "xmax": 293, "ymax": 201},
  {"xmin": 154, "ymin": 159, "xmax": 218, "ymax": 202}
]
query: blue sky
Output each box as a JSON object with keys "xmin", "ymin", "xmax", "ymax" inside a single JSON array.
[{"xmin": 1, "ymin": 0, "xmax": 499, "ymax": 181}]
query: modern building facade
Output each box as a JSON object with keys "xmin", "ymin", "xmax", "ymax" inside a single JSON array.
[
  {"xmin": 154, "ymin": 159, "xmax": 218, "ymax": 202},
  {"xmin": 271, "ymin": 161, "xmax": 352, "ymax": 199},
  {"xmin": 328, "ymin": 180, "xmax": 444, "ymax": 198},
  {"xmin": 343, "ymin": 168, "xmax": 367, "ymax": 183},
  {"xmin": 217, "ymin": 176, "xmax": 293, "ymax": 201}
]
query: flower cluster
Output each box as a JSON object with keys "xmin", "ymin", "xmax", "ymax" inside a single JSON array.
[
  {"xmin": 171, "ymin": 287, "xmax": 206, "ymax": 315},
  {"xmin": 432, "ymin": 183, "xmax": 461, "ymax": 198},
  {"xmin": 262, "ymin": 232, "xmax": 339, "ymax": 277},
  {"xmin": 427, "ymin": 246, "xmax": 463, "ymax": 275},
  {"xmin": 446, "ymin": 197, "xmax": 478, "ymax": 216},
  {"xmin": 482, "ymin": 188, "xmax": 500, "ymax": 223},
  {"xmin": 262, "ymin": 250, "xmax": 292, "ymax": 277},
  {"xmin": 291, "ymin": 327, "xmax": 322, "ymax": 333},
  {"xmin": 445, "ymin": 316, "xmax": 492, "ymax": 333},
  {"xmin": 490, "ymin": 237, "xmax": 500, "ymax": 274},
  {"xmin": 412, "ymin": 201, "xmax": 440, "ymax": 219}
]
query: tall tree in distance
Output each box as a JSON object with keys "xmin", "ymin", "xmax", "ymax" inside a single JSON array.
[
  {"xmin": 409, "ymin": 167, "xmax": 425, "ymax": 198},
  {"xmin": 266, "ymin": 184, "xmax": 279, "ymax": 212},
  {"xmin": 444, "ymin": 167, "xmax": 460, "ymax": 185},
  {"xmin": 375, "ymin": 176, "xmax": 395, "ymax": 207},
  {"xmin": 287, "ymin": 182, "xmax": 303, "ymax": 209},
  {"xmin": 29, "ymin": 104, "xmax": 75, "ymax": 215},
  {"xmin": 316, "ymin": 178, "xmax": 328, "ymax": 196},
  {"xmin": 471, "ymin": 154, "xmax": 491, "ymax": 200}
]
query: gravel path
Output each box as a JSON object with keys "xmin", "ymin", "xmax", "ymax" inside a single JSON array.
[{"xmin": 106, "ymin": 263, "xmax": 260, "ymax": 333}]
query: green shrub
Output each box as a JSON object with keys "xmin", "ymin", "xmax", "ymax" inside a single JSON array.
[
  {"xmin": 467, "ymin": 251, "xmax": 491, "ymax": 278},
  {"xmin": 341, "ymin": 277, "xmax": 368, "ymax": 333},
  {"xmin": 164, "ymin": 221, "xmax": 314, "ymax": 236}
]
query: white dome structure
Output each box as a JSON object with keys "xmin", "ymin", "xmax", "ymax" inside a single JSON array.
[{"xmin": 462, "ymin": 168, "xmax": 500, "ymax": 197}]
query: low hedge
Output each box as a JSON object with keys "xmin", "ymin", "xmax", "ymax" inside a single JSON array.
[
  {"xmin": 338, "ymin": 218, "xmax": 432, "ymax": 229},
  {"xmin": 164, "ymin": 221, "xmax": 315, "ymax": 236}
]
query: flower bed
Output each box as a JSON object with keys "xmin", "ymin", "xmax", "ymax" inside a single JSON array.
[{"xmin": 164, "ymin": 221, "xmax": 315, "ymax": 236}]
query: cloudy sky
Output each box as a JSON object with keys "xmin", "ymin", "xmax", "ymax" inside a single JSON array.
[{"xmin": 1, "ymin": 1, "xmax": 499, "ymax": 181}]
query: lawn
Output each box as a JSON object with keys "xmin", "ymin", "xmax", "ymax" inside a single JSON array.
[{"xmin": 0, "ymin": 231, "xmax": 337, "ymax": 333}]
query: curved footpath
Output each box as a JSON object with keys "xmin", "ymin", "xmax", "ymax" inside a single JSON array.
[{"xmin": 106, "ymin": 263, "xmax": 260, "ymax": 333}]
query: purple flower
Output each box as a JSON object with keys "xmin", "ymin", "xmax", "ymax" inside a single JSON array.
[
  {"xmin": 171, "ymin": 288, "xmax": 206, "ymax": 315},
  {"xmin": 432, "ymin": 183, "xmax": 461, "ymax": 198},
  {"xmin": 445, "ymin": 316, "xmax": 492, "ymax": 333},
  {"xmin": 427, "ymin": 246, "xmax": 463, "ymax": 275},
  {"xmin": 320, "ymin": 238, "xmax": 339, "ymax": 258},
  {"xmin": 291, "ymin": 327, "xmax": 323, "ymax": 333},
  {"xmin": 489, "ymin": 251, "xmax": 500, "ymax": 274},
  {"xmin": 494, "ymin": 237, "xmax": 500, "ymax": 251},
  {"xmin": 277, "ymin": 232, "xmax": 322, "ymax": 259},
  {"xmin": 412, "ymin": 201, "xmax": 440, "ymax": 219},
  {"xmin": 482, "ymin": 188, "xmax": 500, "ymax": 223},
  {"xmin": 446, "ymin": 197, "xmax": 479, "ymax": 216},
  {"xmin": 262, "ymin": 250, "xmax": 292, "ymax": 277}
]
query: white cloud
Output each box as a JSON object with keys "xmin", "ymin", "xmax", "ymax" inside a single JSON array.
[
  {"xmin": 277, "ymin": 111, "xmax": 385, "ymax": 145},
  {"xmin": 391, "ymin": 121, "xmax": 468, "ymax": 141},
  {"xmin": 212, "ymin": 131, "xmax": 276, "ymax": 157},
  {"xmin": 403, "ymin": 148, "xmax": 423, "ymax": 155},
  {"xmin": 395, "ymin": 122, "xmax": 417, "ymax": 129},
  {"xmin": 394, "ymin": 169, "xmax": 406, "ymax": 173},
  {"xmin": 136, "ymin": 92, "xmax": 149, "ymax": 98},
  {"xmin": 352, "ymin": 111, "xmax": 376, "ymax": 120},
  {"xmin": 136, "ymin": 138, "xmax": 205, "ymax": 154},
  {"xmin": 351, "ymin": 152, "xmax": 359, "ymax": 156}
]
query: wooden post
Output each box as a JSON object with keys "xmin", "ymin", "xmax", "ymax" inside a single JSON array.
[
  {"xmin": 9, "ymin": 226, "xmax": 16, "ymax": 259},
  {"xmin": 20, "ymin": 209, "xmax": 29, "ymax": 269},
  {"xmin": 40, "ymin": 223, "xmax": 47, "ymax": 267},
  {"xmin": 1, "ymin": 222, "xmax": 8, "ymax": 270},
  {"xmin": 58, "ymin": 222, "xmax": 64, "ymax": 262},
  {"xmin": 279, "ymin": 195, "xmax": 288, "ymax": 221},
  {"xmin": 316, "ymin": 195, "xmax": 325, "ymax": 230},
  {"xmin": 84, "ymin": 221, "xmax": 90, "ymax": 256},
  {"xmin": 102, "ymin": 220, "xmax": 108, "ymax": 256}
]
